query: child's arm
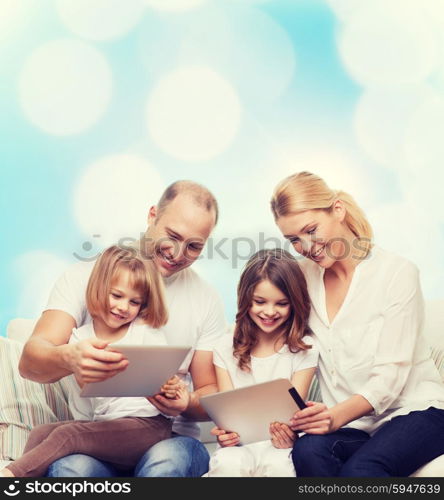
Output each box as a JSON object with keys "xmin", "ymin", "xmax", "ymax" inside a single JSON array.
[{"xmin": 210, "ymin": 366, "xmax": 240, "ymax": 447}]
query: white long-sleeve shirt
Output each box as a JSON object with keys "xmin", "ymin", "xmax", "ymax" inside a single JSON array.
[{"xmin": 299, "ymin": 246, "xmax": 444, "ymax": 435}]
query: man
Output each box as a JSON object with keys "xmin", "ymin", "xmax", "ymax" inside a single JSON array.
[{"xmin": 19, "ymin": 180, "xmax": 227, "ymax": 477}]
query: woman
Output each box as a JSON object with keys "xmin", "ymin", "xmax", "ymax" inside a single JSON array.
[{"xmin": 270, "ymin": 171, "xmax": 444, "ymax": 477}]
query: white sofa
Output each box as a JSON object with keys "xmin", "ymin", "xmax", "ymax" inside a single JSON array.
[{"xmin": 1, "ymin": 301, "xmax": 443, "ymax": 476}]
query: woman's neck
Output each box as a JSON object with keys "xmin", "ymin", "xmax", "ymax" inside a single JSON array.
[{"xmin": 327, "ymin": 228, "xmax": 366, "ymax": 281}]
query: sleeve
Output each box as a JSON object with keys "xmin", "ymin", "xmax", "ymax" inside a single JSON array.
[
  {"xmin": 292, "ymin": 336, "xmax": 319, "ymax": 373},
  {"xmin": 357, "ymin": 261, "xmax": 424, "ymax": 415},
  {"xmin": 194, "ymin": 285, "xmax": 230, "ymax": 352},
  {"xmin": 44, "ymin": 262, "xmax": 92, "ymax": 326},
  {"xmin": 212, "ymin": 335, "xmax": 232, "ymax": 370}
]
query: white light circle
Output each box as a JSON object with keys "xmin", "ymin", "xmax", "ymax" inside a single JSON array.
[
  {"xmin": 404, "ymin": 95, "xmax": 444, "ymax": 176},
  {"xmin": 368, "ymin": 202, "xmax": 444, "ymax": 298},
  {"xmin": 401, "ymin": 95, "xmax": 444, "ymax": 222},
  {"xmin": 144, "ymin": 0, "xmax": 205, "ymax": 12},
  {"xmin": 14, "ymin": 251, "xmax": 70, "ymax": 319},
  {"xmin": 338, "ymin": 0, "xmax": 438, "ymax": 86},
  {"xmin": 325, "ymin": 0, "xmax": 364, "ymax": 23},
  {"xmin": 147, "ymin": 67, "xmax": 242, "ymax": 162},
  {"xmin": 55, "ymin": 0, "xmax": 146, "ymax": 41},
  {"xmin": 268, "ymin": 146, "xmax": 376, "ymax": 209},
  {"xmin": 354, "ymin": 85, "xmax": 437, "ymax": 168},
  {"xmin": 19, "ymin": 39, "xmax": 112, "ymax": 135},
  {"xmin": 0, "ymin": 0, "xmax": 24, "ymax": 41},
  {"xmin": 73, "ymin": 154, "xmax": 165, "ymax": 247},
  {"xmin": 219, "ymin": 7, "xmax": 296, "ymax": 103}
]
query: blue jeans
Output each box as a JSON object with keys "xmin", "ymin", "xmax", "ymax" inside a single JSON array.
[
  {"xmin": 292, "ymin": 407, "xmax": 444, "ymax": 477},
  {"xmin": 47, "ymin": 435, "xmax": 210, "ymax": 478}
]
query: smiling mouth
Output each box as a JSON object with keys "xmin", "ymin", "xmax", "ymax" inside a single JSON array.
[
  {"xmin": 110, "ymin": 312, "xmax": 126, "ymax": 321},
  {"xmin": 258, "ymin": 317, "xmax": 280, "ymax": 325},
  {"xmin": 159, "ymin": 252, "xmax": 180, "ymax": 268},
  {"xmin": 311, "ymin": 246, "xmax": 324, "ymax": 259}
]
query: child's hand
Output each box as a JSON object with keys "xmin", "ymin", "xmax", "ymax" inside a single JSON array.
[
  {"xmin": 160, "ymin": 375, "xmax": 185, "ymax": 399},
  {"xmin": 147, "ymin": 375, "xmax": 190, "ymax": 417},
  {"xmin": 210, "ymin": 426, "xmax": 240, "ymax": 447},
  {"xmin": 269, "ymin": 422, "xmax": 296, "ymax": 449}
]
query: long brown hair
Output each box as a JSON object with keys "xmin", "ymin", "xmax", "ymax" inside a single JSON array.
[
  {"xmin": 86, "ymin": 245, "xmax": 168, "ymax": 328},
  {"xmin": 233, "ymin": 248, "xmax": 312, "ymax": 372}
]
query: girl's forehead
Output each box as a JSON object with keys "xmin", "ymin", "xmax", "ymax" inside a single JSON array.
[{"xmin": 253, "ymin": 279, "xmax": 287, "ymax": 299}]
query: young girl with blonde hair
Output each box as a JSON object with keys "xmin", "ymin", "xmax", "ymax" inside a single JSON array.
[
  {"xmin": 271, "ymin": 171, "xmax": 444, "ymax": 477},
  {"xmin": 207, "ymin": 248, "xmax": 318, "ymax": 477},
  {"xmin": 1, "ymin": 245, "xmax": 186, "ymax": 478}
]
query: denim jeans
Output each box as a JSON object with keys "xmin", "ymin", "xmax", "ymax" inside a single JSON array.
[
  {"xmin": 292, "ymin": 407, "xmax": 444, "ymax": 477},
  {"xmin": 47, "ymin": 435, "xmax": 210, "ymax": 478}
]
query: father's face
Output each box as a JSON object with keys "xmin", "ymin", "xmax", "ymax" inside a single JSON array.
[{"xmin": 145, "ymin": 193, "xmax": 216, "ymax": 277}]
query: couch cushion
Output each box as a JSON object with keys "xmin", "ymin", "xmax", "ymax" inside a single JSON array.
[{"xmin": 0, "ymin": 338, "xmax": 72, "ymax": 461}]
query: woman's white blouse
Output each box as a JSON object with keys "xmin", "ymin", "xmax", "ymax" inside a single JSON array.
[{"xmin": 299, "ymin": 246, "xmax": 444, "ymax": 435}]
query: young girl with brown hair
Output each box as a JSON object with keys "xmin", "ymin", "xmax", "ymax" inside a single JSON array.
[
  {"xmin": 207, "ymin": 248, "xmax": 318, "ymax": 477},
  {"xmin": 1, "ymin": 245, "xmax": 186, "ymax": 477}
]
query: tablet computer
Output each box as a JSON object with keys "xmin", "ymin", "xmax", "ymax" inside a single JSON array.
[
  {"xmin": 80, "ymin": 345, "xmax": 192, "ymax": 397},
  {"xmin": 200, "ymin": 378, "xmax": 306, "ymax": 445}
]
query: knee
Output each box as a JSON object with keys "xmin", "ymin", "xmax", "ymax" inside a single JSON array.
[
  {"xmin": 47, "ymin": 454, "xmax": 112, "ymax": 478},
  {"xmin": 135, "ymin": 436, "xmax": 209, "ymax": 478},
  {"xmin": 28, "ymin": 423, "xmax": 57, "ymax": 442},
  {"xmin": 292, "ymin": 434, "xmax": 326, "ymax": 468},
  {"xmin": 339, "ymin": 454, "xmax": 389, "ymax": 477}
]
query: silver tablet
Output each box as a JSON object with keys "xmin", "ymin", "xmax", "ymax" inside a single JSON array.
[
  {"xmin": 80, "ymin": 345, "xmax": 192, "ymax": 397},
  {"xmin": 200, "ymin": 378, "xmax": 305, "ymax": 445}
]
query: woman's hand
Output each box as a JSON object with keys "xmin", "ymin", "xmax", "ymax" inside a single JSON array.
[
  {"xmin": 210, "ymin": 426, "xmax": 240, "ymax": 447},
  {"xmin": 269, "ymin": 422, "xmax": 296, "ymax": 449},
  {"xmin": 290, "ymin": 401, "xmax": 337, "ymax": 435}
]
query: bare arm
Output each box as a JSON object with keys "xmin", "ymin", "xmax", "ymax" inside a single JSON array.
[
  {"xmin": 148, "ymin": 350, "xmax": 218, "ymax": 421},
  {"xmin": 210, "ymin": 364, "xmax": 240, "ymax": 447},
  {"xmin": 290, "ymin": 394, "xmax": 373, "ymax": 434},
  {"xmin": 290, "ymin": 366, "xmax": 317, "ymax": 400},
  {"xmin": 19, "ymin": 310, "xmax": 128, "ymax": 384}
]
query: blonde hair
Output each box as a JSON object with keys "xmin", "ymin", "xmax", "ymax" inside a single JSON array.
[
  {"xmin": 271, "ymin": 171, "xmax": 373, "ymax": 255},
  {"xmin": 86, "ymin": 245, "xmax": 168, "ymax": 328}
]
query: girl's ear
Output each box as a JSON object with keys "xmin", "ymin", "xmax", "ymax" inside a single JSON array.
[{"xmin": 332, "ymin": 199, "xmax": 346, "ymax": 222}]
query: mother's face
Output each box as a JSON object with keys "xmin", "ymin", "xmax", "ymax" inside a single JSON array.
[{"xmin": 276, "ymin": 206, "xmax": 347, "ymax": 268}]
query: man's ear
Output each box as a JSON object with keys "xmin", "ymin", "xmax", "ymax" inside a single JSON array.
[{"xmin": 148, "ymin": 205, "xmax": 157, "ymax": 225}]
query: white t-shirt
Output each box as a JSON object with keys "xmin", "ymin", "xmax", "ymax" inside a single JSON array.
[
  {"xmin": 299, "ymin": 246, "xmax": 444, "ymax": 435},
  {"xmin": 213, "ymin": 333, "xmax": 319, "ymax": 388},
  {"xmin": 46, "ymin": 261, "xmax": 228, "ymax": 438},
  {"xmin": 67, "ymin": 321, "xmax": 167, "ymax": 421}
]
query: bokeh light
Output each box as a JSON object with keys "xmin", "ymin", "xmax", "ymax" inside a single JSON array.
[
  {"xmin": 55, "ymin": 0, "xmax": 146, "ymax": 41},
  {"xmin": 73, "ymin": 154, "xmax": 165, "ymax": 247},
  {"xmin": 146, "ymin": 66, "xmax": 242, "ymax": 162},
  {"xmin": 19, "ymin": 39, "xmax": 113, "ymax": 135}
]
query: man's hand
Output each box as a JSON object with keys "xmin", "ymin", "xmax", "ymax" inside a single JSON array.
[
  {"xmin": 210, "ymin": 426, "xmax": 240, "ymax": 447},
  {"xmin": 68, "ymin": 339, "xmax": 129, "ymax": 385},
  {"xmin": 269, "ymin": 422, "xmax": 296, "ymax": 449}
]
